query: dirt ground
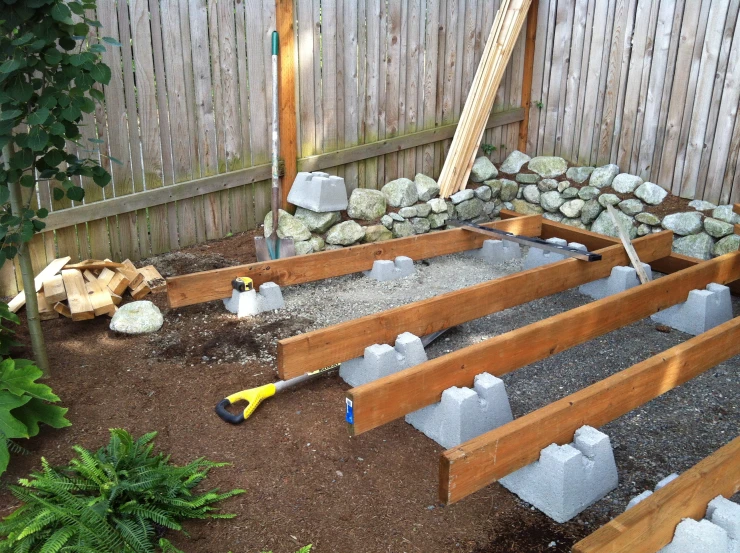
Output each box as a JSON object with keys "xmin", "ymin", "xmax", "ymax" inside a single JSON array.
[{"xmin": 0, "ymin": 229, "xmax": 737, "ymax": 553}]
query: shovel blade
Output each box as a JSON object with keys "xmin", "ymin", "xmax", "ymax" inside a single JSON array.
[{"xmin": 255, "ymin": 235, "xmax": 296, "ymax": 261}]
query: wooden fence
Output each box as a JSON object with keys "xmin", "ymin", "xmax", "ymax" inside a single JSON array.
[
  {"xmin": 1, "ymin": 0, "xmax": 527, "ymax": 295},
  {"xmin": 527, "ymin": 0, "xmax": 740, "ymax": 206}
]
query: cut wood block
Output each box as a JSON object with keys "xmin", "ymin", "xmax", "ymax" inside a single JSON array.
[
  {"xmin": 54, "ymin": 302, "xmax": 71, "ymax": 318},
  {"xmin": 8, "ymin": 256, "xmax": 71, "ymax": 313},
  {"xmin": 37, "ymin": 292, "xmax": 59, "ymax": 321},
  {"xmin": 82, "ymin": 269, "xmax": 98, "ymax": 283},
  {"xmin": 107, "ymin": 271, "xmax": 131, "ymax": 296},
  {"xmin": 137, "ymin": 265, "xmax": 166, "ymax": 293},
  {"xmin": 85, "ymin": 278, "xmax": 115, "ymax": 317},
  {"xmin": 64, "ymin": 259, "xmax": 124, "ymax": 271},
  {"xmin": 105, "ymin": 305, "xmax": 118, "ymax": 318},
  {"xmin": 110, "ymin": 292, "xmax": 122, "ymax": 306},
  {"xmin": 97, "ymin": 267, "xmax": 116, "ymax": 287},
  {"xmin": 42, "ymin": 274, "xmax": 66, "ymax": 304},
  {"xmin": 119, "ymin": 259, "xmax": 143, "ymax": 288},
  {"xmin": 61, "ymin": 270, "xmax": 95, "ymax": 321},
  {"xmin": 130, "ymin": 281, "xmax": 151, "ymax": 300}
]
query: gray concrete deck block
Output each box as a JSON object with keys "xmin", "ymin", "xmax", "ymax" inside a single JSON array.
[
  {"xmin": 658, "ymin": 518, "xmax": 736, "ymax": 553},
  {"xmin": 579, "ymin": 263, "xmax": 653, "ymax": 299},
  {"xmin": 523, "ymin": 238, "xmax": 588, "ymax": 270},
  {"xmin": 707, "ymin": 496, "xmax": 740, "ymax": 541},
  {"xmin": 405, "ymin": 373, "xmax": 513, "ymax": 448},
  {"xmin": 339, "ymin": 332, "xmax": 427, "ymax": 387},
  {"xmin": 223, "ymin": 282, "xmax": 285, "ymax": 318},
  {"xmin": 467, "ymin": 239, "xmax": 522, "ymax": 265},
  {"xmin": 626, "ymin": 473, "xmax": 679, "ymax": 510},
  {"xmin": 651, "ymin": 283, "xmax": 733, "ymax": 335},
  {"xmin": 363, "ymin": 256, "xmax": 415, "ymax": 281},
  {"xmin": 499, "ymin": 425, "xmax": 618, "ymax": 523},
  {"xmin": 286, "ymin": 171, "xmax": 349, "ymax": 212}
]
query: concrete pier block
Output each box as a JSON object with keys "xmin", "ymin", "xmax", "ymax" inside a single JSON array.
[
  {"xmin": 579, "ymin": 263, "xmax": 653, "ymax": 299},
  {"xmin": 363, "ymin": 256, "xmax": 415, "ymax": 281},
  {"xmin": 223, "ymin": 282, "xmax": 285, "ymax": 318},
  {"xmin": 651, "ymin": 283, "xmax": 733, "ymax": 335},
  {"xmin": 523, "ymin": 238, "xmax": 588, "ymax": 270},
  {"xmin": 340, "ymin": 332, "xmax": 427, "ymax": 387},
  {"xmin": 468, "ymin": 239, "xmax": 522, "ymax": 265},
  {"xmin": 499, "ymin": 426, "xmax": 618, "ymax": 523},
  {"xmin": 626, "ymin": 473, "xmax": 679, "ymax": 510},
  {"xmin": 405, "ymin": 373, "xmax": 513, "ymax": 448},
  {"xmin": 659, "ymin": 519, "xmax": 733, "ymax": 553},
  {"xmin": 286, "ymin": 171, "xmax": 348, "ymax": 212}
]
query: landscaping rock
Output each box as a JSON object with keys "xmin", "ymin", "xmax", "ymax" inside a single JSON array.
[
  {"xmin": 110, "ymin": 301, "xmax": 163, "ymax": 335},
  {"xmin": 598, "ymin": 194, "xmax": 621, "ymax": 207},
  {"xmin": 566, "ymin": 166, "xmax": 595, "ymax": 183},
  {"xmin": 415, "ymin": 203, "xmax": 431, "ymax": 217},
  {"xmin": 325, "ymin": 245, "xmax": 343, "ymax": 250},
  {"xmin": 637, "ymin": 224, "xmax": 651, "ymax": 236},
  {"xmin": 538, "ymin": 178, "xmax": 559, "ymax": 192},
  {"xmin": 688, "ymin": 199, "xmax": 717, "ymax": 211},
  {"xmin": 348, "ymin": 188, "xmax": 387, "ymax": 220},
  {"xmin": 543, "ymin": 212, "xmax": 564, "ymax": 222},
  {"xmin": 612, "ymin": 173, "xmax": 643, "ymax": 194},
  {"xmin": 415, "ymin": 174, "xmax": 440, "ymax": 201},
  {"xmin": 591, "ymin": 209, "xmax": 637, "ymax": 239},
  {"xmin": 523, "ymin": 185, "xmax": 540, "ymax": 204},
  {"xmin": 411, "ymin": 217, "xmax": 431, "ymax": 234},
  {"xmin": 446, "ymin": 201, "xmax": 456, "ymax": 216},
  {"xmin": 662, "ymin": 212, "xmax": 703, "ymax": 236},
  {"xmin": 471, "ymin": 156, "xmax": 498, "ymax": 182},
  {"xmin": 528, "ymin": 156, "xmax": 568, "ymax": 178},
  {"xmin": 392, "ymin": 220, "xmax": 416, "ymax": 238},
  {"xmin": 561, "ymin": 187, "xmax": 579, "ymax": 199},
  {"xmin": 557, "ymin": 181, "xmax": 570, "ymax": 193},
  {"xmin": 618, "ymin": 199, "xmax": 643, "ymax": 216},
  {"xmin": 484, "ymin": 179, "xmax": 502, "ymax": 199},
  {"xmin": 428, "ymin": 212, "xmax": 449, "ymax": 228},
  {"xmin": 590, "ymin": 164, "xmax": 620, "ymax": 188},
  {"xmin": 451, "ymin": 189, "xmax": 475, "ymax": 204},
  {"xmin": 264, "ymin": 209, "xmax": 311, "ymax": 241},
  {"xmin": 475, "ymin": 186, "xmax": 492, "ymax": 201},
  {"xmin": 635, "ymin": 212, "xmax": 661, "ymax": 226},
  {"xmin": 382, "ymin": 178, "xmax": 418, "ymax": 207},
  {"xmin": 704, "ymin": 217, "xmax": 734, "ymax": 238},
  {"xmin": 578, "ymin": 186, "xmax": 599, "ymax": 201},
  {"xmin": 294, "ymin": 207, "xmax": 340, "ymax": 233},
  {"xmin": 503, "ymin": 201, "xmax": 514, "ymax": 210},
  {"xmin": 295, "ymin": 241, "xmax": 313, "ymax": 255},
  {"xmin": 381, "ymin": 215, "xmax": 393, "ymax": 229},
  {"xmin": 399, "ymin": 206, "xmax": 418, "ymax": 218},
  {"xmin": 499, "ymin": 179, "xmax": 519, "ymax": 202},
  {"xmin": 581, "ymin": 200, "xmax": 603, "ymax": 225},
  {"xmin": 483, "ymin": 201, "xmax": 500, "ymax": 217},
  {"xmin": 672, "ymin": 232, "xmax": 715, "ymax": 260},
  {"xmin": 390, "ymin": 212, "xmax": 405, "ymax": 222},
  {"xmin": 428, "ymin": 198, "xmax": 447, "ymax": 213},
  {"xmin": 560, "ymin": 199, "xmax": 585, "ymax": 218},
  {"xmin": 562, "ymin": 217, "xmax": 587, "ymax": 229},
  {"xmin": 500, "ymin": 150, "xmax": 531, "ymax": 173},
  {"xmin": 326, "ymin": 220, "xmax": 366, "ymax": 245},
  {"xmin": 511, "ymin": 199, "xmax": 543, "ymax": 215},
  {"xmin": 363, "ymin": 224, "xmax": 393, "ymax": 243},
  {"xmin": 455, "ymin": 198, "xmax": 484, "ymax": 220},
  {"xmin": 712, "ymin": 205, "xmax": 740, "ymax": 224},
  {"xmin": 634, "ymin": 181, "xmax": 667, "ymax": 205},
  {"xmin": 516, "ymin": 173, "xmax": 540, "ymax": 184},
  {"xmin": 713, "ymin": 234, "xmax": 740, "ymax": 256},
  {"xmin": 540, "ymin": 190, "xmax": 565, "ymax": 213},
  {"xmin": 309, "ymin": 234, "xmax": 325, "ymax": 251}
]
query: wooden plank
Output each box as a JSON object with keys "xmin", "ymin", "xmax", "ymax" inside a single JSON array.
[
  {"xmin": 167, "ymin": 215, "xmax": 542, "ymax": 308},
  {"xmin": 574, "ymin": 435, "xmax": 740, "ymax": 553},
  {"xmin": 8, "ymin": 257, "xmax": 71, "ymax": 313},
  {"xmin": 131, "ymin": 281, "xmax": 152, "ymax": 300},
  {"xmin": 277, "ymin": 0, "xmax": 298, "ymax": 207},
  {"xmin": 64, "ymin": 260, "xmax": 124, "ymax": 271},
  {"xmin": 42, "ymin": 274, "xmax": 66, "ymax": 304},
  {"xmin": 37, "ymin": 292, "xmax": 58, "ymax": 321},
  {"xmin": 107, "ymin": 272, "xmax": 130, "ymax": 296},
  {"xmin": 441, "ymin": 314, "xmax": 740, "ymax": 504},
  {"xmin": 137, "ymin": 265, "xmax": 166, "ymax": 293},
  {"xmin": 85, "ymin": 278, "xmax": 115, "ymax": 317},
  {"xmin": 278, "ymin": 231, "xmax": 673, "ymax": 378},
  {"xmin": 606, "ymin": 204, "xmax": 650, "ymax": 284},
  {"xmin": 346, "ymin": 251, "xmax": 740, "ymax": 436},
  {"xmin": 97, "ymin": 268, "xmax": 116, "ymax": 288},
  {"xmin": 525, "ymin": 0, "xmax": 550, "ymax": 153},
  {"xmin": 54, "ymin": 302, "xmax": 71, "ymax": 319},
  {"xmin": 61, "ymin": 270, "xmax": 95, "ymax": 321}
]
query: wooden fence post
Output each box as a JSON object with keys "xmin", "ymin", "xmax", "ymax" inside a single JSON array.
[
  {"xmin": 276, "ymin": 0, "xmax": 298, "ymax": 211},
  {"xmin": 518, "ymin": 0, "xmax": 538, "ymax": 153}
]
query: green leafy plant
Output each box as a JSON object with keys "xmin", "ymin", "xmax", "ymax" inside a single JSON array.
[
  {"xmin": 481, "ymin": 143, "xmax": 497, "ymax": 157},
  {"xmin": 0, "ymin": 302, "xmax": 20, "ymax": 357},
  {"xmin": 535, "ymin": 100, "xmax": 544, "ymax": 109},
  {"xmin": 0, "ymin": 429, "xmax": 245, "ymax": 553}
]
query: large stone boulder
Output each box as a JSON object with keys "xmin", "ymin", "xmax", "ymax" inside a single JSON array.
[
  {"xmin": 381, "ymin": 178, "xmax": 418, "ymax": 207},
  {"xmin": 475, "ymin": 186, "xmax": 492, "ymax": 201},
  {"xmin": 566, "ymin": 166, "xmax": 595, "ymax": 183},
  {"xmin": 688, "ymin": 199, "xmax": 717, "ymax": 211},
  {"xmin": 264, "ymin": 209, "xmax": 311, "ymax": 241},
  {"xmin": 662, "ymin": 212, "xmax": 703, "ymax": 236},
  {"xmin": 672, "ymin": 232, "xmax": 715, "ymax": 260},
  {"xmin": 712, "ymin": 205, "xmax": 740, "ymax": 224},
  {"xmin": 428, "ymin": 212, "xmax": 449, "ymax": 228},
  {"xmin": 511, "ymin": 199, "xmax": 543, "ymax": 215},
  {"xmin": 326, "ymin": 220, "xmax": 365, "ymax": 245},
  {"xmin": 538, "ymin": 178, "xmax": 559, "ymax": 192},
  {"xmin": 499, "ymin": 150, "xmax": 531, "ymax": 174},
  {"xmin": 411, "ymin": 217, "xmax": 431, "ymax": 234},
  {"xmin": 347, "ymin": 188, "xmax": 387, "ymax": 220},
  {"xmin": 598, "ymin": 194, "xmax": 621, "ymax": 207},
  {"xmin": 634, "ymin": 181, "xmax": 667, "ymax": 205},
  {"xmin": 470, "ymin": 156, "xmax": 498, "ymax": 182},
  {"xmin": 499, "ymin": 179, "xmax": 519, "ymax": 202},
  {"xmin": 591, "ymin": 209, "xmax": 637, "ymax": 239},
  {"xmin": 528, "ymin": 156, "xmax": 568, "ymax": 178},
  {"xmin": 415, "ymin": 173, "xmax": 440, "ymax": 201},
  {"xmin": 703, "ymin": 217, "xmax": 734, "ymax": 238},
  {"xmin": 635, "ymin": 212, "xmax": 661, "ymax": 226},
  {"xmin": 485, "ymin": 179, "xmax": 502, "ymax": 199},
  {"xmin": 618, "ymin": 199, "xmax": 643, "ymax": 216},
  {"xmin": 294, "ymin": 207, "xmax": 340, "ymax": 233},
  {"xmin": 295, "ymin": 241, "xmax": 313, "ymax": 255},
  {"xmin": 363, "ymin": 224, "xmax": 393, "ymax": 243},
  {"xmin": 516, "ymin": 173, "xmax": 540, "ymax": 184},
  {"xmin": 428, "ymin": 198, "xmax": 447, "ymax": 213},
  {"xmin": 110, "ymin": 301, "xmax": 163, "ymax": 335},
  {"xmin": 392, "ymin": 220, "xmax": 416, "ymax": 238},
  {"xmin": 540, "ymin": 191, "xmax": 565, "ymax": 213},
  {"xmin": 612, "ymin": 173, "xmax": 643, "ymax": 194},
  {"xmin": 578, "ymin": 186, "xmax": 599, "ymax": 201},
  {"xmin": 581, "ymin": 199, "xmax": 603, "ymax": 225},
  {"xmin": 309, "ymin": 234, "xmax": 325, "ymax": 251},
  {"xmin": 589, "ymin": 164, "xmax": 620, "ymax": 188},
  {"xmin": 451, "ymin": 189, "xmax": 475, "ymax": 204},
  {"xmin": 522, "ymin": 185, "xmax": 541, "ymax": 204},
  {"xmin": 713, "ymin": 234, "xmax": 740, "ymax": 256},
  {"xmin": 560, "ymin": 199, "xmax": 585, "ymax": 218},
  {"xmin": 455, "ymin": 198, "xmax": 484, "ymax": 220}
]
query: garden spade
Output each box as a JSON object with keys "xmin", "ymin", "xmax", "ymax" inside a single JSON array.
[{"xmin": 255, "ymin": 31, "xmax": 295, "ymax": 261}]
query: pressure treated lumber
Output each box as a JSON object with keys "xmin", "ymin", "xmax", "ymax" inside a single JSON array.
[
  {"xmin": 518, "ymin": 0, "xmax": 539, "ymax": 152},
  {"xmin": 734, "ymin": 203, "xmax": 739, "ymax": 215},
  {"xmin": 42, "ymin": 274, "xmax": 66, "ymax": 304},
  {"xmin": 107, "ymin": 272, "xmax": 130, "ymax": 296},
  {"xmin": 36, "ymin": 292, "xmax": 58, "ymax": 321},
  {"xmin": 573, "ymin": 435, "xmax": 740, "ymax": 553},
  {"xmin": 64, "ymin": 260, "xmax": 124, "ymax": 271},
  {"xmin": 60, "ymin": 269, "xmax": 94, "ymax": 321},
  {"xmin": 347, "ymin": 251, "xmax": 740, "ymax": 436},
  {"xmin": 84, "ymin": 278, "xmax": 115, "ymax": 317},
  {"xmin": 441, "ymin": 315, "xmax": 740, "ymax": 504},
  {"xmin": 97, "ymin": 267, "xmax": 116, "ymax": 287},
  {"xmin": 8, "ymin": 256, "xmax": 71, "ymax": 313},
  {"xmin": 137, "ymin": 265, "xmax": 166, "ymax": 293},
  {"xmin": 53, "ymin": 301, "xmax": 71, "ymax": 318},
  {"xmin": 166, "ymin": 216, "xmax": 542, "ymax": 308},
  {"xmin": 606, "ymin": 204, "xmax": 650, "ymax": 284},
  {"xmin": 276, "ymin": 0, "xmax": 298, "ymax": 209},
  {"xmin": 278, "ymin": 232, "xmax": 673, "ymax": 378}
]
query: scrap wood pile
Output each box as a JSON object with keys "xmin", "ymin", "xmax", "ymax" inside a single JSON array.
[{"xmin": 9, "ymin": 258, "xmax": 165, "ymax": 322}]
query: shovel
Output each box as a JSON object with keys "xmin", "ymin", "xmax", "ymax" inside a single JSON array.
[{"xmin": 255, "ymin": 31, "xmax": 295, "ymax": 261}]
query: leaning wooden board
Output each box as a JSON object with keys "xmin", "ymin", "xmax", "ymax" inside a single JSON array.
[{"xmin": 8, "ymin": 257, "xmax": 71, "ymax": 313}]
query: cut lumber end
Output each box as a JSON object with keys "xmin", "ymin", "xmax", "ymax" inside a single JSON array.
[
  {"xmin": 107, "ymin": 271, "xmax": 131, "ymax": 296},
  {"xmin": 53, "ymin": 301, "xmax": 72, "ymax": 318},
  {"xmin": 137, "ymin": 265, "xmax": 166, "ymax": 293},
  {"xmin": 42, "ymin": 274, "xmax": 66, "ymax": 304},
  {"xmin": 64, "ymin": 259, "xmax": 124, "ymax": 271},
  {"xmin": 131, "ymin": 281, "xmax": 151, "ymax": 300}
]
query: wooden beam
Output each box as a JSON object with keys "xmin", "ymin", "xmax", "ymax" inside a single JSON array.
[
  {"xmin": 278, "ymin": 231, "xmax": 673, "ymax": 378},
  {"xmin": 61, "ymin": 269, "xmax": 95, "ymax": 321},
  {"xmin": 42, "ymin": 274, "xmax": 66, "ymax": 304},
  {"xmin": 85, "ymin": 278, "xmax": 115, "ymax": 317},
  {"xmin": 573, "ymin": 435, "xmax": 740, "ymax": 553},
  {"xmin": 441, "ymin": 315, "xmax": 740, "ymax": 504},
  {"xmin": 8, "ymin": 257, "xmax": 71, "ymax": 313},
  {"xmin": 606, "ymin": 204, "xmax": 650, "ymax": 284},
  {"xmin": 277, "ymin": 0, "xmax": 298, "ymax": 210},
  {"xmin": 166, "ymin": 216, "xmax": 542, "ymax": 308},
  {"xmin": 346, "ymin": 252, "xmax": 740, "ymax": 436},
  {"xmin": 518, "ymin": 0, "xmax": 539, "ymax": 152}
]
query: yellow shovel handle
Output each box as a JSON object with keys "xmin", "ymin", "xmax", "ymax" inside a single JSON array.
[{"xmin": 216, "ymin": 384, "xmax": 277, "ymax": 424}]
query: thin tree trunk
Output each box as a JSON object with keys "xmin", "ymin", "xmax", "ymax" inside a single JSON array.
[{"xmin": 2, "ymin": 143, "xmax": 49, "ymax": 375}]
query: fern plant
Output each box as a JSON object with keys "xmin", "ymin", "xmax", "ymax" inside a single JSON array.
[{"xmin": 0, "ymin": 429, "xmax": 245, "ymax": 553}]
